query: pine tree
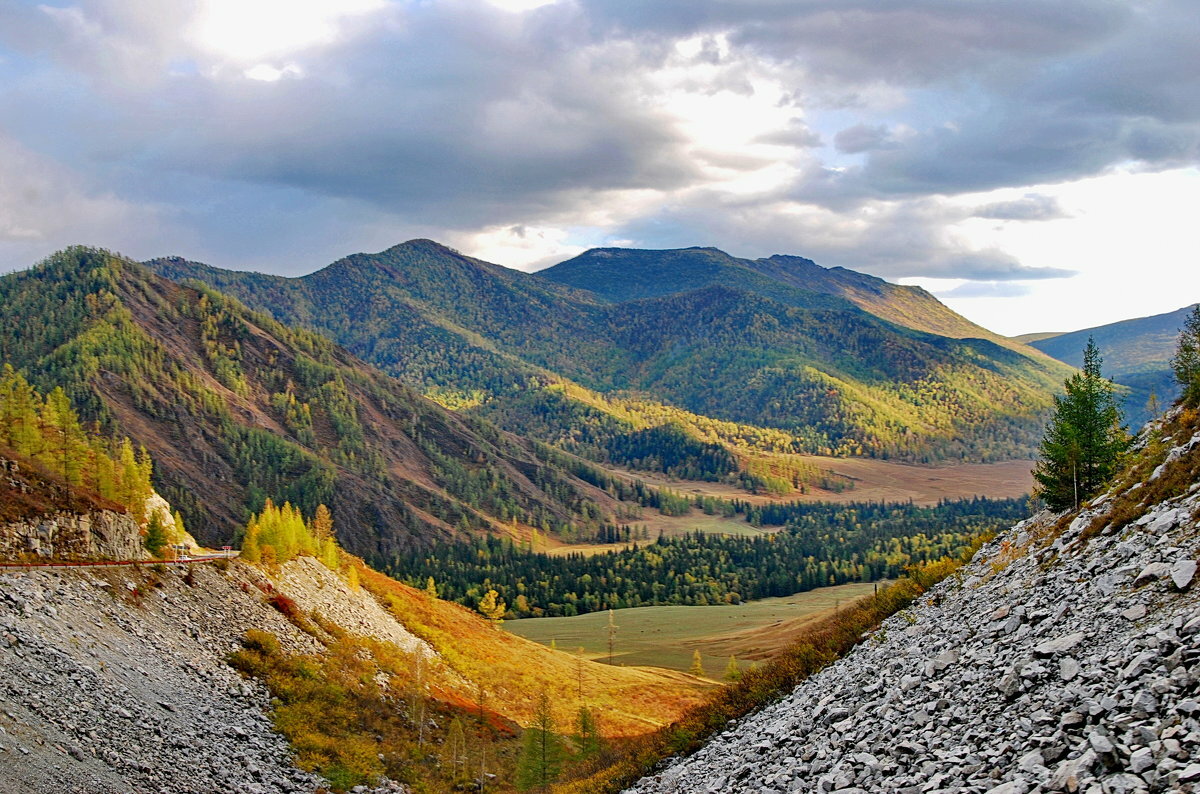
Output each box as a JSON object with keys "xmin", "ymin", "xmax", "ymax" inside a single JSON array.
[
  {"xmin": 1172, "ymin": 304, "xmax": 1200, "ymax": 406},
  {"xmin": 515, "ymin": 692, "xmax": 563, "ymax": 791},
  {"xmin": 1033, "ymin": 338, "xmax": 1128, "ymax": 511},
  {"xmin": 144, "ymin": 511, "xmax": 168, "ymax": 557},
  {"xmin": 689, "ymin": 650, "xmax": 705, "ymax": 677},
  {"xmin": 424, "ymin": 576, "xmax": 439, "ymax": 599},
  {"xmin": 574, "ymin": 705, "xmax": 601, "ymax": 759}
]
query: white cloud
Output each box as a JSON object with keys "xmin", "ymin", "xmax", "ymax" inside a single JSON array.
[
  {"xmin": 453, "ymin": 224, "xmax": 585, "ymax": 272},
  {"xmin": 189, "ymin": 0, "xmax": 387, "ymax": 63},
  {"xmin": 242, "ymin": 63, "xmax": 303, "ymax": 82}
]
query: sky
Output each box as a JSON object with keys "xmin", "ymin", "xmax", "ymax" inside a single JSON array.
[{"xmin": 0, "ymin": 0, "xmax": 1197, "ymax": 336}]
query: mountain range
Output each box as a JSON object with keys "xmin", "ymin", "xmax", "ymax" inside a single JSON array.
[
  {"xmin": 0, "ymin": 241, "xmax": 1088, "ymax": 558},
  {"xmin": 1021, "ymin": 302, "xmax": 1197, "ymax": 427},
  {"xmin": 151, "ymin": 240, "xmax": 1072, "ymax": 466},
  {"xmin": 0, "ymin": 248, "xmax": 621, "ymax": 557}
]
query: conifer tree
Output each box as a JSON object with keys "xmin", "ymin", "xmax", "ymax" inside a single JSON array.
[
  {"xmin": 689, "ymin": 650, "xmax": 705, "ymax": 677},
  {"xmin": 478, "ymin": 589, "xmax": 506, "ymax": 625},
  {"xmin": 1172, "ymin": 304, "xmax": 1200, "ymax": 406},
  {"xmin": 311, "ymin": 503, "xmax": 334, "ymax": 542},
  {"xmin": 144, "ymin": 511, "xmax": 168, "ymax": 557},
  {"xmin": 1033, "ymin": 338, "xmax": 1128, "ymax": 511},
  {"xmin": 574, "ymin": 706, "xmax": 601, "ymax": 759},
  {"xmin": 515, "ymin": 692, "xmax": 563, "ymax": 791}
]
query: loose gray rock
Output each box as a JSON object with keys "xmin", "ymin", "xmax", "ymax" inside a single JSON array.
[{"xmin": 626, "ymin": 413, "xmax": 1200, "ymax": 794}]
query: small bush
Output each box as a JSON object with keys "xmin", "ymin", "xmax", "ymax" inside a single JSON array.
[{"xmin": 268, "ymin": 593, "xmax": 320, "ymax": 636}]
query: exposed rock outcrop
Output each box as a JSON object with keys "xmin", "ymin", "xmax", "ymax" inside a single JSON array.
[
  {"xmin": 0, "ymin": 509, "xmax": 145, "ymax": 561},
  {"xmin": 0, "ymin": 455, "xmax": 147, "ymax": 560},
  {"xmin": 629, "ymin": 415, "xmax": 1200, "ymax": 794},
  {"xmin": 0, "ymin": 557, "xmax": 423, "ymax": 793}
]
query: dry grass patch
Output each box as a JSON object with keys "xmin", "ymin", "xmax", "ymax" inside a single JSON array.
[{"xmin": 354, "ymin": 560, "xmax": 709, "ymax": 737}]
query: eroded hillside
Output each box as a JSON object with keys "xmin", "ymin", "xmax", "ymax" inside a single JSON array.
[{"xmin": 630, "ymin": 407, "xmax": 1200, "ymax": 793}]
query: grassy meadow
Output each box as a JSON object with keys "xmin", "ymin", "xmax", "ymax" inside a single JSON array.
[{"xmin": 504, "ymin": 580, "xmax": 881, "ymax": 677}]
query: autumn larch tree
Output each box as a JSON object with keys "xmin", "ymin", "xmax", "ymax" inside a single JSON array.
[{"xmin": 515, "ymin": 691, "xmax": 563, "ymax": 791}]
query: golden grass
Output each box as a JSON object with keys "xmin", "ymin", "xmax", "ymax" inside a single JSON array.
[{"xmin": 354, "ymin": 561, "xmax": 710, "ymax": 738}]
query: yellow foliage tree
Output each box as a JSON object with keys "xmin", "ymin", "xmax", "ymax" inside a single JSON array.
[{"xmin": 478, "ymin": 589, "xmax": 506, "ymax": 626}]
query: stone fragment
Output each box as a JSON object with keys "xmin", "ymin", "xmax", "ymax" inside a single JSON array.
[
  {"xmin": 1133, "ymin": 562, "xmax": 1172, "ymax": 587},
  {"xmin": 1103, "ymin": 773, "xmax": 1148, "ymax": 793},
  {"xmin": 1086, "ymin": 732, "xmax": 1113, "ymax": 754},
  {"xmin": 1122, "ymin": 651, "xmax": 1159, "ymax": 680},
  {"xmin": 1128, "ymin": 747, "xmax": 1154, "ymax": 774},
  {"xmin": 1059, "ymin": 657, "xmax": 1080, "ymax": 681},
  {"xmin": 1018, "ymin": 749, "xmax": 1045, "ymax": 772},
  {"xmin": 1121, "ymin": 605, "xmax": 1147, "ymax": 621},
  {"xmin": 1034, "ymin": 631, "xmax": 1086, "ymax": 657},
  {"xmin": 1131, "ymin": 690, "xmax": 1160, "ymax": 716},
  {"xmin": 1061, "ymin": 711, "xmax": 1086, "ymax": 729},
  {"xmin": 1048, "ymin": 748, "xmax": 1097, "ymax": 792},
  {"xmin": 1170, "ymin": 559, "xmax": 1196, "ymax": 590}
]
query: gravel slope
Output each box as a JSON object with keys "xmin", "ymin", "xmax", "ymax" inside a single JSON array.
[
  {"xmin": 0, "ymin": 557, "xmax": 427, "ymax": 793},
  {"xmin": 629, "ymin": 425, "xmax": 1200, "ymax": 794}
]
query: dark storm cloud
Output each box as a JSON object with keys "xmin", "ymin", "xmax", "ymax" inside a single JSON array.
[
  {"xmin": 834, "ymin": 125, "xmax": 895, "ymax": 155},
  {"xmin": 581, "ymin": 0, "xmax": 1131, "ymax": 83},
  {"xmin": 0, "ymin": 0, "xmax": 1196, "ymax": 278},
  {"xmin": 0, "ymin": 2, "xmax": 700, "ymax": 230},
  {"xmin": 974, "ymin": 194, "xmax": 1067, "ymax": 222}
]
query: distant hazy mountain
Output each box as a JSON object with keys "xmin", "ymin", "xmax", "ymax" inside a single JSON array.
[
  {"xmin": 1026, "ymin": 303, "xmax": 1198, "ymax": 426},
  {"xmin": 151, "ymin": 241, "xmax": 1071, "ymax": 464},
  {"xmin": 0, "ymin": 247, "xmax": 618, "ymax": 554}
]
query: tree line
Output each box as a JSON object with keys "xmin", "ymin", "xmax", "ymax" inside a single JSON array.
[
  {"xmin": 389, "ymin": 497, "xmax": 1026, "ymax": 617},
  {"xmin": 0, "ymin": 363, "xmax": 154, "ymax": 518}
]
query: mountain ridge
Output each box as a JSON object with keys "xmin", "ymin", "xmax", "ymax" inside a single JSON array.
[
  {"xmin": 149, "ymin": 240, "xmax": 1073, "ymax": 465},
  {"xmin": 0, "ymin": 247, "xmax": 621, "ymax": 556},
  {"xmin": 1027, "ymin": 302, "xmax": 1198, "ymax": 426}
]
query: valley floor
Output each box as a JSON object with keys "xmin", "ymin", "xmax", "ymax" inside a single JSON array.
[
  {"xmin": 594, "ymin": 457, "xmax": 1035, "ymax": 510},
  {"xmin": 505, "ymin": 581, "xmax": 880, "ymax": 675}
]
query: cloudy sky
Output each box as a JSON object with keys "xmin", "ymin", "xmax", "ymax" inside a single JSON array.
[{"xmin": 0, "ymin": 0, "xmax": 1197, "ymax": 335}]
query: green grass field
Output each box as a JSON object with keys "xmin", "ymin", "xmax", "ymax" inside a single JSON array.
[{"xmin": 504, "ymin": 581, "xmax": 881, "ymax": 678}]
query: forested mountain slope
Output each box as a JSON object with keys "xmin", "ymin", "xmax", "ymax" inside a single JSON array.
[
  {"xmin": 0, "ymin": 248, "xmax": 619, "ymax": 556},
  {"xmin": 151, "ymin": 240, "xmax": 1071, "ymax": 463},
  {"xmin": 545, "ymin": 246, "xmax": 1039, "ymax": 353},
  {"xmin": 1029, "ymin": 303, "xmax": 1198, "ymax": 426}
]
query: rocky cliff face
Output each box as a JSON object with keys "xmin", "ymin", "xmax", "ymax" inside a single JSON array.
[
  {"xmin": 0, "ymin": 456, "xmax": 146, "ymax": 560},
  {"xmin": 0, "ymin": 509, "xmax": 145, "ymax": 561},
  {"xmin": 630, "ymin": 411, "xmax": 1200, "ymax": 794}
]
